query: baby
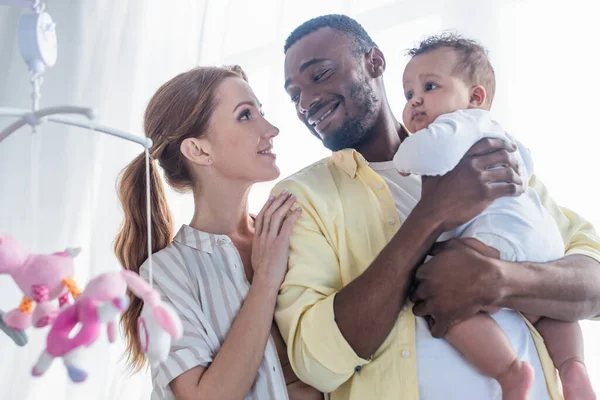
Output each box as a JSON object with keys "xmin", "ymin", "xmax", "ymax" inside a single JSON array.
[{"xmin": 393, "ymin": 33, "xmax": 594, "ymax": 400}]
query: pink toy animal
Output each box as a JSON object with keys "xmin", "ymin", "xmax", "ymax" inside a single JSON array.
[
  {"xmin": 122, "ymin": 270, "xmax": 184, "ymax": 367},
  {"xmin": 32, "ymin": 270, "xmax": 183, "ymax": 382},
  {"xmin": 0, "ymin": 234, "xmax": 82, "ymax": 330}
]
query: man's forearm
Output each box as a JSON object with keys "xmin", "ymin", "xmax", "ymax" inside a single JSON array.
[
  {"xmin": 333, "ymin": 204, "xmax": 443, "ymax": 359},
  {"xmin": 497, "ymin": 254, "xmax": 600, "ymax": 320}
]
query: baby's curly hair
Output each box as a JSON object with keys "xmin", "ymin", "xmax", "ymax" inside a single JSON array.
[{"xmin": 408, "ymin": 32, "xmax": 496, "ymax": 107}]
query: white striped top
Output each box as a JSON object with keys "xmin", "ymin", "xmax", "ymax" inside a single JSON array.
[{"xmin": 139, "ymin": 224, "xmax": 289, "ymax": 400}]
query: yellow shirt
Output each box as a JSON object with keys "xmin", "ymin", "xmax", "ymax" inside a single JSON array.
[{"xmin": 272, "ymin": 149, "xmax": 600, "ymax": 400}]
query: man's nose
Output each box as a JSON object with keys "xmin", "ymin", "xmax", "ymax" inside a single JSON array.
[{"xmin": 298, "ymin": 93, "xmax": 321, "ymax": 115}]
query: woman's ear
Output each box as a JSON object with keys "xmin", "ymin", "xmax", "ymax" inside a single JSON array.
[
  {"xmin": 180, "ymin": 137, "xmax": 212, "ymax": 166},
  {"xmin": 469, "ymin": 85, "xmax": 488, "ymax": 109}
]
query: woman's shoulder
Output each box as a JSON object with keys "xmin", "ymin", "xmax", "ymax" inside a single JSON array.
[
  {"xmin": 138, "ymin": 224, "xmax": 225, "ymax": 283},
  {"xmin": 138, "ymin": 240, "xmax": 188, "ymax": 281},
  {"xmin": 138, "ymin": 226, "xmax": 199, "ymax": 281}
]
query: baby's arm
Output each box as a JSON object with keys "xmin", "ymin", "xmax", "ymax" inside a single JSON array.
[{"xmin": 393, "ymin": 109, "xmax": 510, "ymax": 176}]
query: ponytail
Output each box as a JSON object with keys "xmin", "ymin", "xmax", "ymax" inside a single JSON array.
[
  {"xmin": 114, "ymin": 153, "xmax": 172, "ymax": 371},
  {"xmin": 114, "ymin": 65, "xmax": 248, "ymax": 371}
]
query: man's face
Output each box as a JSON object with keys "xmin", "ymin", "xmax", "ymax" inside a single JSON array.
[{"xmin": 284, "ymin": 28, "xmax": 379, "ymax": 151}]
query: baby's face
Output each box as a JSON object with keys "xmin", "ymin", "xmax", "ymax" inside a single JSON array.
[{"xmin": 402, "ymin": 48, "xmax": 472, "ymax": 133}]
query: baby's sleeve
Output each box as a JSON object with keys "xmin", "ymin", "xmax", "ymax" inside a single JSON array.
[
  {"xmin": 393, "ymin": 109, "xmax": 511, "ymax": 175},
  {"xmin": 140, "ymin": 250, "xmax": 215, "ymax": 391}
]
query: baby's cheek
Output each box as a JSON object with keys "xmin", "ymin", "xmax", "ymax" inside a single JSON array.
[{"xmin": 401, "ymin": 105, "xmax": 411, "ymax": 127}]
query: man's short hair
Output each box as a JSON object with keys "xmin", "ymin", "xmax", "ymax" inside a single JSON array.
[
  {"xmin": 408, "ymin": 32, "xmax": 496, "ymax": 106},
  {"xmin": 284, "ymin": 14, "xmax": 377, "ymax": 57}
]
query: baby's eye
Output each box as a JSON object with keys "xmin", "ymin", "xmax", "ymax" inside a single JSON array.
[
  {"xmin": 406, "ymin": 92, "xmax": 413, "ymax": 100},
  {"xmin": 425, "ymin": 83, "xmax": 438, "ymax": 91}
]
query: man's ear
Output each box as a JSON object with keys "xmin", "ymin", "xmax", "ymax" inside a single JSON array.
[
  {"xmin": 180, "ymin": 137, "xmax": 212, "ymax": 166},
  {"xmin": 365, "ymin": 46, "xmax": 386, "ymax": 78},
  {"xmin": 468, "ymin": 85, "xmax": 487, "ymax": 108}
]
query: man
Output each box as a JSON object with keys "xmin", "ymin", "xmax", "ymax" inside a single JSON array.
[{"xmin": 272, "ymin": 14, "xmax": 600, "ymax": 400}]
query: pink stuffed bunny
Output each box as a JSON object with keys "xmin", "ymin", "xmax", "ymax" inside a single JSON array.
[
  {"xmin": 0, "ymin": 234, "xmax": 82, "ymax": 330},
  {"xmin": 32, "ymin": 271, "xmax": 130, "ymax": 382},
  {"xmin": 32, "ymin": 270, "xmax": 182, "ymax": 382},
  {"xmin": 121, "ymin": 270, "xmax": 183, "ymax": 367}
]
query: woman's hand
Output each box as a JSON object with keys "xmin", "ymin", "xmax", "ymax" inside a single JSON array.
[{"xmin": 251, "ymin": 190, "xmax": 303, "ymax": 290}]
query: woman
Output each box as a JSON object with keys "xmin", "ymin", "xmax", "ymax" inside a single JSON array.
[{"xmin": 114, "ymin": 66, "xmax": 323, "ymax": 400}]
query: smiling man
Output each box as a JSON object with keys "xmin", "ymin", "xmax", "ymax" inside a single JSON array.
[{"xmin": 272, "ymin": 14, "xmax": 600, "ymax": 400}]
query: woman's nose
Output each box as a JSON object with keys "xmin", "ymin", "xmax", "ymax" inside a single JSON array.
[{"xmin": 264, "ymin": 120, "xmax": 279, "ymax": 138}]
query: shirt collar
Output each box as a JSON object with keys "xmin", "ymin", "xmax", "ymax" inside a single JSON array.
[
  {"xmin": 328, "ymin": 125, "xmax": 409, "ymax": 177},
  {"xmin": 329, "ymin": 149, "xmax": 369, "ymax": 178},
  {"xmin": 173, "ymin": 224, "xmax": 230, "ymax": 254}
]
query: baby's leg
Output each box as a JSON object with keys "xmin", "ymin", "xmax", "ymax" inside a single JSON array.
[
  {"xmin": 525, "ymin": 315, "xmax": 596, "ymax": 400},
  {"xmin": 447, "ymin": 314, "xmax": 533, "ymax": 400},
  {"xmin": 448, "ymin": 238, "xmax": 533, "ymax": 399}
]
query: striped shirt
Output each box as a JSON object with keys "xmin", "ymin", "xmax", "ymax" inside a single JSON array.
[{"xmin": 139, "ymin": 224, "xmax": 289, "ymax": 400}]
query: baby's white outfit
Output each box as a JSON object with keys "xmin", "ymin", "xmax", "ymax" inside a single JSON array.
[{"xmin": 393, "ymin": 109, "xmax": 564, "ymax": 262}]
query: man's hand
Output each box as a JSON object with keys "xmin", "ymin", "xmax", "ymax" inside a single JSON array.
[
  {"xmin": 410, "ymin": 238, "xmax": 504, "ymax": 338},
  {"xmin": 419, "ymin": 138, "xmax": 524, "ymax": 233}
]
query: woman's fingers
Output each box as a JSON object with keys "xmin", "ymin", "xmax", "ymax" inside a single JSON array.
[
  {"xmin": 255, "ymin": 194, "xmax": 276, "ymax": 236},
  {"xmin": 260, "ymin": 190, "xmax": 290, "ymax": 237},
  {"xmin": 279, "ymin": 207, "xmax": 303, "ymax": 239},
  {"xmin": 268, "ymin": 194, "xmax": 297, "ymax": 240}
]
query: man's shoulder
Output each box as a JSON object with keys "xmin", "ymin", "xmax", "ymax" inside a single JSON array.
[{"xmin": 274, "ymin": 156, "xmax": 334, "ymax": 191}]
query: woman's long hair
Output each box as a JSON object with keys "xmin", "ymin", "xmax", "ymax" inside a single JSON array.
[{"xmin": 114, "ymin": 65, "xmax": 247, "ymax": 371}]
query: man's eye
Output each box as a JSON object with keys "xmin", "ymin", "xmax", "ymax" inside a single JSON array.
[{"xmin": 314, "ymin": 69, "xmax": 331, "ymax": 82}]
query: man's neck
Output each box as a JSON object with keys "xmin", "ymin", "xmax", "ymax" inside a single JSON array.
[{"xmin": 354, "ymin": 109, "xmax": 406, "ymax": 163}]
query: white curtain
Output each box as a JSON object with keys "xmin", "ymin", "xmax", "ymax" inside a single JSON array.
[{"xmin": 0, "ymin": 0, "xmax": 597, "ymax": 399}]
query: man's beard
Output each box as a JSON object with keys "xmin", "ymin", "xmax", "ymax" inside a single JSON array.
[{"xmin": 322, "ymin": 79, "xmax": 378, "ymax": 152}]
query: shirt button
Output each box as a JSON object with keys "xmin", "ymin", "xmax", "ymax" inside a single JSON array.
[
  {"xmin": 402, "ymin": 350, "xmax": 411, "ymax": 358},
  {"xmin": 387, "ymin": 218, "xmax": 395, "ymax": 225},
  {"xmin": 354, "ymin": 365, "xmax": 362, "ymax": 373},
  {"xmin": 375, "ymin": 183, "xmax": 383, "ymax": 189},
  {"xmin": 402, "ymin": 305, "xmax": 408, "ymax": 311}
]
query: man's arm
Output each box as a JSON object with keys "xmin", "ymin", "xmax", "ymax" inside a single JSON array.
[
  {"xmin": 499, "ymin": 174, "xmax": 600, "ymax": 319},
  {"xmin": 274, "ymin": 180, "xmax": 439, "ymax": 392},
  {"xmin": 411, "ymin": 174, "xmax": 600, "ymax": 337},
  {"xmin": 334, "ymin": 139, "xmax": 524, "ymax": 358},
  {"xmin": 333, "ymin": 202, "xmax": 444, "ymax": 358},
  {"xmin": 274, "ymin": 140, "xmax": 523, "ymax": 392},
  {"xmin": 499, "ymin": 254, "xmax": 600, "ymax": 320}
]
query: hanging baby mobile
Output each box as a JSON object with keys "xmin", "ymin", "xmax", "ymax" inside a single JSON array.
[{"xmin": 0, "ymin": 0, "xmax": 182, "ymax": 383}]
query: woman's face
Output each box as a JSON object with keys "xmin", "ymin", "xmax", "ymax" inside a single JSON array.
[{"xmin": 207, "ymin": 77, "xmax": 280, "ymax": 184}]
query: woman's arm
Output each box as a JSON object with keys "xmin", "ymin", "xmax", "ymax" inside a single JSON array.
[
  {"xmin": 170, "ymin": 192, "xmax": 302, "ymax": 400},
  {"xmin": 169, "ymin": 279, "xmax": 280, "ymax": 400}
]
